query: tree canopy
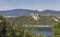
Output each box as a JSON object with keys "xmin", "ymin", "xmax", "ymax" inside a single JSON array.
[{"xmin": 52, "ymin": 22, "xmax": 60, "ymax": 37}]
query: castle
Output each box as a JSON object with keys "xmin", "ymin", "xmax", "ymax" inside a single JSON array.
[{"xmin": 31, "ymin": 13, "xmax": 40, "ymax": 20}]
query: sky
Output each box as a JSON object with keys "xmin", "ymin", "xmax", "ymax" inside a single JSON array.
[{"xmin": 0, "ymin": 0, "xmax": 60, "ymax": 11}]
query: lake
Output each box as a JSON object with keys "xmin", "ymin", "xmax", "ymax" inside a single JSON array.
[
  {"xmin": 23, "ymin": 27, "xmax": 52, "ymax": 36},
  {"xmin": 24, "ymin": 27, "xmax": 52, "ymax": 36},
  {"xmin": 34, "ymin": 27, "xmax": 52, "ymax": 36}
]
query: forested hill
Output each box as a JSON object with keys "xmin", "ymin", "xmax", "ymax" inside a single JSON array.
[
  {"xmin": 0, "ymin": 9, "xmax": 60, "ymax": 17},
  {"xmin": 8, "ymin": 15, "xmax": 60, "ymax": 25}
]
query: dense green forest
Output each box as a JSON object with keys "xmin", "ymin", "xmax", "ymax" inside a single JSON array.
[
  {"xmin": 52, "ymin": 22, "xmax": 60, "ymax": 37},
  {"xmin": 0, "ymin": 15, "xmax": 46, "ymax": 37},
  {"xmin": 0, "ymin": 15, "xmax": 60, "ymax": 37},
  {"xmin": 0, "ymin": 15, "xmax": 36, "ymax": 37}
]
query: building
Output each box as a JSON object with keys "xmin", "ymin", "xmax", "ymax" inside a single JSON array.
[{"xmin": 31, "ymin": 13, "xmax": 40, "ymax": 20}]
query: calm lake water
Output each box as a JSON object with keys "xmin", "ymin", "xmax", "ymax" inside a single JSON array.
[
  {"xmin": 34, "ymin": 27, "xmax": 52, "ymax": 36},
  {"xmin": 24, "ymin": 27, "xmax": 52, "ymax": 36}
]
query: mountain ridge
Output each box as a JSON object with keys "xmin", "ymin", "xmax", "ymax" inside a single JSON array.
[{"xmin": 0, "ymin": 9, "xmax": 60, "ymax": 17}]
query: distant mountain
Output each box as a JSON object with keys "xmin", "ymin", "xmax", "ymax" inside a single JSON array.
[{"xmin": 0, "ymin": 9, "xmax": 60, "ymax": 17}]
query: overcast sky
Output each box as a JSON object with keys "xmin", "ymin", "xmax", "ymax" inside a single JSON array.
[{"xmin": 0, "ymin": 0, "xmax": 60, "ymax": 11}]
